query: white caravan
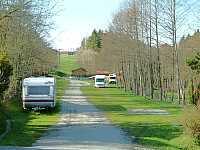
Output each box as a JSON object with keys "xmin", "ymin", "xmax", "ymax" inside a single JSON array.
[
  {"xmin": 108, "ymin": 73, "xmax": 117, "ymax": 84},
  {"xmin": 22, "ymin": 77, "xmax": 56, "ymax": 109},
  {"xmin": 95, "ymin": 75, "xmax": 106, "ymax": 88}
]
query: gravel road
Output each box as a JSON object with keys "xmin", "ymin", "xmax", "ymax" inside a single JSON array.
[{"xmin": 0, "ymin": 80, "xmax": 149, "ymax": 150}]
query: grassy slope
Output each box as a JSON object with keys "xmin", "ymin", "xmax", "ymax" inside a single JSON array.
[
  {"xmin": 0, "ymin": 54, "xmax": 78, "ymax": 146},
  {"xmin": 82, "ymin": 86, "xmax": 200, "ymax": 150},
  {"xmin": 57, "ymin": 54, "xmax": 80, "ymax": 75}
]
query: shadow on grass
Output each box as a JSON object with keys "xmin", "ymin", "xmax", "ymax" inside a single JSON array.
[
  {"xmin": 84, "ymin": 93, "xmax": 133, "ymax": 97},
  {"xmin": 140, "ymin": 138, "xmax": 180, "ymax": 149},
  {"xmin": 0, "ymin": 106, "xmax": 7, "ymax": 135},
  {"xmin": 120, "ymin": 122, "xmax": 183, "ymax": 149},
  {"xmin": 1, "ymin": 123, "xmax": 52, "ymax": 146},
  {"xmin": 95, "ymin": 105, "xmax": 127, "ymax": 112},
  {"xmin": 0, "ymin": 99, "xmax": 60, "ymax": 146},
  {"xmin": 104, "ymin": 86, "xmax": 118, "ymax": 88}
]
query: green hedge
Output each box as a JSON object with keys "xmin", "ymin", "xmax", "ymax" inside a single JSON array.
[{"xmin": 50, "ymin": 70, "xmax": 67, "ymax": 77}]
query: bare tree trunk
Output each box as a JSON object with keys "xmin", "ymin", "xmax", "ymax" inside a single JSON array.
[
  {"xmin": 120, "ymin": 50, "xmax": 127, "ymax": 91},
  {"xmin": 172, "ymin": 0, "xmax": 181, "ymax": 104},
  {"xmin": 180, "ymin": 80, "xmax": 187, "ymax": 105},
  {"xmin": 191, "ymin": 78, "xmax": 195, "ymax": 105},
  {"xmin": 149, "ymin": 0, "xmax": 154, "ymax": 99},
  {"xmin": 154, "ymin": 0, "xmax": 163, "ymax": 100}
]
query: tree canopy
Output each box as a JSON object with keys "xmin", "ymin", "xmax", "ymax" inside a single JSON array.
[
  {"xmin": 82, "ymin": 29, "xmax": 103, "ymax": 50},
  {"xmin": 0, "ymin": 0, "xmax": 59, "ymax": 100}
]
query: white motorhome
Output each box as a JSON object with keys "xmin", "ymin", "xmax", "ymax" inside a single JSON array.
[
  {"xmin": 108, "ymin": 73, "xmax": 117, "ymax": 84},
  {"xmin": 95, "ymin": 75, "xmax": 106, "ymax": 88},
  {"xmin": 22, "ymin": 77, "xmax": 56, "ymax": 109}
]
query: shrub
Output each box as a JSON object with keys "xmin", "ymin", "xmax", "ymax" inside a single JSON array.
[
  {"xmin": 53, "ymin": 70, "xmax": 66, "ymax": 77},
  {"xmin": 0, "ymin": 51, "xmax": 13, "ymax": 100},
  {"xmin": 0, "ymin": 104, "xmax": 6, "ymax": 133},
  {"xmin": 182, "ymin": 107, "xmax": 200, "ymax": 145}
]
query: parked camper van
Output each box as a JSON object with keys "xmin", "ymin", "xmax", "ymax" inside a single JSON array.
[
  {"xmin": 108, "ymin": 73, "xmax": 117, "ymax": 84},
  {"xmin": 95, "ymin": 75, "xmax": 106, "ymax": 88},
  {"xmin": 22, "ymin": 77, "xmax": 56, "ymax": 109}
]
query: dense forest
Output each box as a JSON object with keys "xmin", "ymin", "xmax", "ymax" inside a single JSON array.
[
  {"xmin": 78, "ymin": 0, "xmax": 200, "ymax": 105},
  {"xmin": 0, "ymin": 0, "xmax": 58, "ymax": 102}
]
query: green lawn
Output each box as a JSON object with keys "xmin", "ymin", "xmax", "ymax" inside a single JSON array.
[
  {"xmin": 0, "ymin": 78, "xmax": 68, "ymax": 146},
  {"xmin": 57, "ymin": 54, "xmax": 80, "ymax": 75},
  {"xmin": 82, "ymin": 86, "xmax": 200, "ymax": 150}
]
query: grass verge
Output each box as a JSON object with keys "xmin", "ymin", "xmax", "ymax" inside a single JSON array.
[
  {"xmin": 0, "ymin": 78, "xmax": 68, "ymax": 146},
  {"xmin": 82, "ymin": 86, "xmax": 200, "ymax": 150}
]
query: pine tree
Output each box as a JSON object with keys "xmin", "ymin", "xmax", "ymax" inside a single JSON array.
[
  {"xmin": 96, "ymin": 30, "xmax": 103, "ymax": 48},
  {"xmin": 187, "ymin": 52, "xmax": 200, "ymax": 74},
  {"xmin": 81, "ymin": 38, "xmax": 86, "ymax": 49},
  {"xmin": 91, "ymin": 29, "xmax": 98, "ymax": 49},
  {"xmin": 85, "ymin": 29, "xmax": 103, "ymax": 50}
]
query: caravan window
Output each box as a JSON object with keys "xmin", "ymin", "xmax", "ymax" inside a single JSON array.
[
  {"xmin": 27, "ymin": 86, "xmax": 50, "ymax": 95},
  {"xmin": 96, "ymin": 78, "xmax": 105, "ymax": 82}
]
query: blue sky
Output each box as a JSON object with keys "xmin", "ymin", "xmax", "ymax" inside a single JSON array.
[{"xmin": 50, "ymin": 0, "xmax": 124, "ymax": 50}]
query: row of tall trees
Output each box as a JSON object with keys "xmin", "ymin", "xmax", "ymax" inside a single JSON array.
[
  {"xmin": 0, "ymin": 0, "xmax": 58, "ymax": 101},
  {"xmin": 78, "ymin": 0, "xmax": 200, "ymax": 104},
  {"xmin": 81, "ymin": 29, "xmax": 103, "ymax": 50}
]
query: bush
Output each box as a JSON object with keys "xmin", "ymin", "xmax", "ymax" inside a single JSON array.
[
  {"xmin": 0, "ymin": 51, "xmax": 13, "ymax": 99},
  {"xmin": 52, "ymin": 70, "xmax": 66, "ymax": 77},
  {"xmin": 182, "ymin": 107, "xmax": 200, "ymax": 145},
  {"xmin": 0, "ymin": 105, "xmax": 7, "ymax": 134}
]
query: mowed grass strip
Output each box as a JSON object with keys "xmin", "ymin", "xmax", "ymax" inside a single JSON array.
[
  {"xmin": 0, "ymin": 78, "xmax": 68, "ymax": 146},
  {"xmin": 82, "ymin": 86, "xmax": 200, "ymax": 150},
  {"xmin": 57, "ymin": 54, "xmax": 80, "ymax": 75}
]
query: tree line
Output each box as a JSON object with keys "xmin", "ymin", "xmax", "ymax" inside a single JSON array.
[
  {"xmin": 0, "ymin": 0, "xmax": 58, "ymax": 102},
  {"xmin": 78, "ymin": 0, "xmax": 200, "ymax": 105},
  {"xmin": 81, "ymin": 29, "xmax": 103, "ymax": 51}
]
